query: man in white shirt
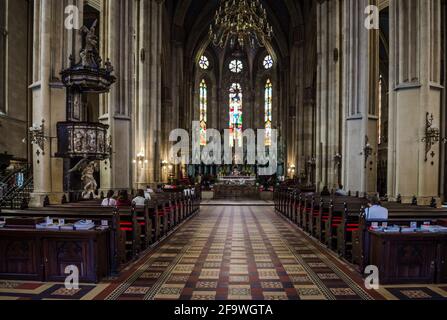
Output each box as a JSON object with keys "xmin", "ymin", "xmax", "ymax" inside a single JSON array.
[
  {"xmin": 365, "ymin": 197, "xmax": 389, "ymax": 221},
  {"xmin": 335, "ymin": 184, "xmax": 348, "ymax": 196}
]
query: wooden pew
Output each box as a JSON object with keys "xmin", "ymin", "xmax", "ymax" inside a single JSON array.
[
  {"xmin": 338, "ymin": 204, "xmax": 447, "ymax": 263},
  {"xmin": 34, "ymin": 204, "xmax": 144, "ymax": 264},
  {"xmin": 322, "ymin": 197, "xmax": 368, "ymax": 249},
  {"xmin": 353, "ymin": 210, "xmax": 447, "ymax": 271},
  {"xmin": 118, "ymin": 206, "xmax": 144, "ymax": 259},
  {"xmin": 275, "ymin": 188, "xmax": 287, "ymax": 215},
  {"xmin": 295, "ymin": 192, "xmax": 306, "ymax": 227},
  {"xmin": 291, "ymin": 192, "xmax": 300, "ymax": 224},
  {"xmin": 152, "ymin": 196, "xmax": 170, "ymax": 237},
  {"xmin": 308, "ymin": 194, "xmax": 328, "ymax": 236},
  {"xmin": 314, "ymin": 195, "xmax": 336, "ymax": 242},
  {"xmin": 161, "ymin": 190, "xmax": 184, "ymax": 225},
  {"xmin": 302, "ymin": 194, "xmax": 322, "ymax": 236},
  {"xmin": 1, "ymin": 207, "xmax": 124, "ymax": 275}
]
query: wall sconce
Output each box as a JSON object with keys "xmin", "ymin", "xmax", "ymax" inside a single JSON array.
[
  {"xmin": 364, "ymin": 136, "xmax": 373, "ymax": 168},
  {"xmin": 422, "ymin": 112, "xmax": 441, "ymax": 162},
  {"xmin": 28, "ymin": 120, "xmax": 48, "ymax": 156},
  {"xmin": 133, "ymin": 151, "xmax": 148, "ymax": 169},
  {"xmin": 307, "ymin": 157, "xmax": 316, "ymax": 168},
  {"xmin": 334, "ymin": 153, "xmax": 342, "ymax": 167},
  {"xmin": 287, "ymin": 164, "xmax": 296, "ymax": 176},
  {"xmin": 104, "ymin": 135, "xmax": 113, "ymax": 170}
]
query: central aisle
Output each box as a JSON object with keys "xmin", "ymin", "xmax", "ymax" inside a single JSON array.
[{"xmin": 95, "ymin": 205, "xmax": 384, "ymax": 300}]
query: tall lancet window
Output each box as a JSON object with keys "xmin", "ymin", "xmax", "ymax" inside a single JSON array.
[
  {"xmin": 264, "ymin": 79, "xmax": 273, "ymax": 146},
  {"xmin": 229, "ymin": 83, "xmax": 243, "ymax": 147},
  {"xmin": 199, "ymin": 79, "xmax": 208, "ymax": 146}
]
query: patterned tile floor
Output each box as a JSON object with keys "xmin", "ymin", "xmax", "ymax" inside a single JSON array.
[{"xmin": 1, "ymin": 205, "xmax": 447, "ymax": 300}]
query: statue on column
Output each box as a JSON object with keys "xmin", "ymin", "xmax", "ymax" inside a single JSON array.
[{"xmin": 79, "ymin": 20, "xmax": 101, "ymax": 68}]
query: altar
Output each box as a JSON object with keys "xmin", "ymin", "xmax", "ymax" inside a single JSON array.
[
  {"xmin": 213, "ymin": 175, "xmax": 260, "ymax": 200},
  {"xmin": 217, "ymin": 176, "xmax": 256, "ymax": 186},
  {"xmin": 213, "ymin": 184, "xmax": 260, "ymax": 200}
]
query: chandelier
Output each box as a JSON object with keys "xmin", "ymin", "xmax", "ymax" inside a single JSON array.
[{"xmin": 209, "ymin": 0, "xmax": 273, "ymax": 49}]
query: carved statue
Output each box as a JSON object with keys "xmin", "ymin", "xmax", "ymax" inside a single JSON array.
[
  {"xmin": 81, "ymin": 161, "xmax": 98, "ymax": 199},
  {"xmin": 67, "ymin": 158, "xmax": 99, "ymax": 199},
  {"xmin": 79, "ymin": 20, "xmax": 100, "ymax": 68}
]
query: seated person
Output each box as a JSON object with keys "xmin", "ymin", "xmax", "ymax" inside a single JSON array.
[
  {"xmin": 320, "ymin": 186, "xmax": 331, "ymax": 196},
  {"xmin": 145, "ymin": 185, "xmax": 154, "ymax": 199},
  {"xmin": 365, "ymin": 196, "xmax": 389, "ymax": 221},
  {"xmin": 101, "ymin": 190, "xmax": 117, "ymax": 207},
  {"xmin": 132, "ymin": 189, "xmax": 147, "ymax": 206},
  {"xmin": 335, "ymin": 184, "xmax": 348, "ymax": 196},
  {"xmin": 116, "ymin": 190, "xmax": 132, "ymax": 207}
]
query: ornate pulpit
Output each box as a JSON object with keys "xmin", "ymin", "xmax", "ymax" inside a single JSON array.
[{"xmin": 56, "ymin": 20, "xmax": 115, "ymax": 200}]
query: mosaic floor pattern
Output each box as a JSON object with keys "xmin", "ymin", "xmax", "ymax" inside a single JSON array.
[
  {"xmin": 1, "ymin": 205, "xmax": 447, "ymax": 300},
  {"xmin": 94, "ymin": 205, "xmax": 384, "ymax": 300}
]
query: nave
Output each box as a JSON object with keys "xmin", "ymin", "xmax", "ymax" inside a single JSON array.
[{"xmin": 2, "ymin": 204, "xmax": 447, "ymax": 301}]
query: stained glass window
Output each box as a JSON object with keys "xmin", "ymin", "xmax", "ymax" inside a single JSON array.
[
  {"xmin": 263, "ymin": 55, "xmax": 273, "ymax": 69},
  {"xmin": 199, "ymin": 56, "xmax": 209, "ymax": 70},
  {"xmin": 229, "ymin": 60, "xmax": 243, "ymax": 73},
  {"xmin": 265, "ymin": 79, "xmax": 273, "ymax": 146},
  {"xmin": 199, "ymin": 79, "xmax": 208, "ymax": 146},
  {"xmin": 229, "ymin": 83, "xmax": 243, "ymax": 148}
]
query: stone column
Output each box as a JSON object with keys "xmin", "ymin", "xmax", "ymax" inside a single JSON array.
[
  {"xmin": 29, "ymin": 0, "xmax": 83, "ymax": 206},
  {"xmin": 99, "ymin": 0, "xmax": 133, "ymax": 192},
  {"xmin": 315, "ymin": 0, "xmax": 343, "ymax": 190},
  {"xmin": 298, "ymin": 7, "xmax": 317, "ymax": 183},
  {"xmin": 387, "ymin": 0, "xmax": 443, "ymax": 203},
  {"xmin": 340, "ymin": 0, "xmax": 378, "ymax": 193},
  {"xmin": 131, "ymin": 0, "xmax": 163, "ymax": 188}
]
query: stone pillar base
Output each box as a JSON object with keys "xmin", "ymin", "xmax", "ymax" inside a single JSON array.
[{"xmin": 29, "ymin": 192, "xmax": 66, "ymax": 208}]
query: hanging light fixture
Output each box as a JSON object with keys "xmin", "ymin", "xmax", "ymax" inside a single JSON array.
[{"xmin": 209, "ymin": 0, "xmax": 273, "ymax": 49}]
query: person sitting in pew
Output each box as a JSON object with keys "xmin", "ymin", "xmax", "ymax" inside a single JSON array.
[
  {"xmin": 321, "ymin": 186, "xmax": 331, "ymax": 196},
  {"xmin": 101, "ymin": 190, "xmax": 117, "ymax": 207},
  {"xmin": 116, "ymin": 190, "xmax": 132, "ymax": 207},
  {"xmin": 132, "ymin": 189, "xmax": 147, "ymax": 206},
  {"xmin": 335, "ymin": 184, "xmax": 348, "ymax": 196},
  {"xmin": 145, "ymin": 185, "xmax": 154, "ymax": 200},
  {"xmin": 365, "ymin": 196, "xmax": 389, "ymax": 221}
]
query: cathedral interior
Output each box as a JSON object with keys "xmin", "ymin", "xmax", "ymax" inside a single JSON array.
[{"xmin": 1, "ymin": 0, "xmax": 447, "ymax": 303}]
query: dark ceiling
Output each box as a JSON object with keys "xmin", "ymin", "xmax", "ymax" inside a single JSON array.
[
  {"xmin": 166, "ymin": 0, "xmax": 304, "ymax": 59},
  {"xmin": 169, "ymin": 0, "xmax": 298, "ymax": 37}
]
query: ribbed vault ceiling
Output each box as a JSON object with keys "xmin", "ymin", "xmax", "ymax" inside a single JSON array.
[{"xmin": 167, "ymin": 0, "xmax": 305, "ymax": 60}]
